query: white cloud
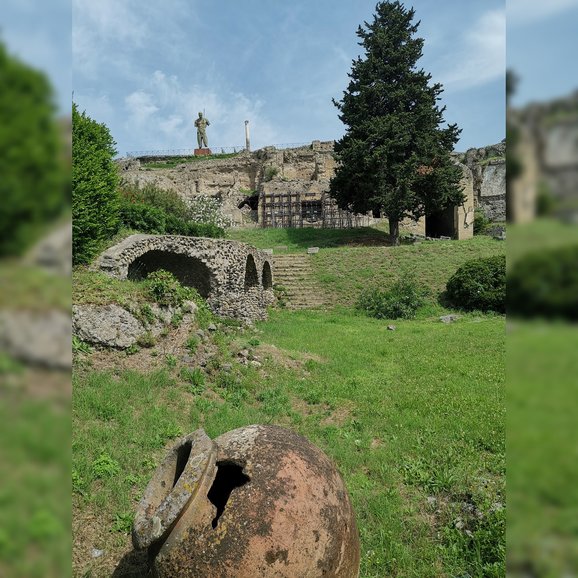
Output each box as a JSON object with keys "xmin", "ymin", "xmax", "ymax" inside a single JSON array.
[
  {"xmin": 438, "ymin": 8, "xmax": 505, "ymax": 92},
  {"xmin": 508, "ymin": 0, "xmax": 578, "ymax": 25},
  {"xmin": 117, "ymin": 70, "xmax": 280, "ymax": 154}
]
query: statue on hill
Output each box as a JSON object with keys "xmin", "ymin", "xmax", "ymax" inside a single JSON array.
[{"xmin": 194, "ymin": 112, "xmax": 210, "ymax": 148}]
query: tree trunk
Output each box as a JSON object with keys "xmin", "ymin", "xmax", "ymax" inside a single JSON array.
[{"xmin": 389, "ymin": 218, "xmax": 400, "ymax": 246}]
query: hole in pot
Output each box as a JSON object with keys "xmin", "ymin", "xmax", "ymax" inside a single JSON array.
[
  {"xmin": 172, "ymin": 440, "xmax": 193, "ymax": 488},
  {"xmin": 207, "ymin": 461, "xmax": 250, "ymax": 529}
]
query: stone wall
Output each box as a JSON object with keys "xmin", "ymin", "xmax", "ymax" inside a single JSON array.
[
  {"xmin": 95, "ymin": 235, "xmax": 274, "ymax": 321},
  {"xmin": 456, "ymin": 141, "xmax": 506, "ymax": 222},
  {"xmin": 119, "ymin": 139, "xmax": 497, "ymax": 234}
]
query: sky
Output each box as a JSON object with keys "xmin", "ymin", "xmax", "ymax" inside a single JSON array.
[
  {"xmin": 508, "ymin": 0, "xmax": 578, "ymax": 107},
  {"xmin": 3, "ymin": 1, "xmax": 507, "ymax": 156},
  {"xmin": 70, "ymin": 0, "xmax": 506, "ymax": 157}
]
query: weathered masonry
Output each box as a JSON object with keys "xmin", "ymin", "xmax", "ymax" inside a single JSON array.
[
  {"xmin": 95, "ymin": 235, "xmax": 274, "ymax": 321},
  {"xmin": 118, "ymin": 139, "xmax": 505, "ymax": 239}
]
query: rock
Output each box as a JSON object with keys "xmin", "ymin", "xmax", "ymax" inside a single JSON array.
[
  {"xmin": 387, "ymin": 325, "xmax": 396, "ymax": 331},
  {"xmin": 150, "ymin": 304, "xmax": 173, "ymax": 325},
  {"xmin": 207, "ymin": 323, "xmax": 217, "ymax": 332},
  {"xmin": 221, "ymin": 363, "xmax": 233, "ymax": 372},
  {"xmin": 440, "ymin": 314, "xmax": 461, "ymax": 324},
  {"xmin": 182, "ymin": 300, "xmax": 199, "ymax": 315},
  {"xmin": 91, "ymin": 548, "xmax": 104, "ymax": 558},
  {"xmin": 72, "ymin": 304, "xmax": 145, "ymax": 349},
  {"xmin": 25, "ymin": 221, "xmax": 72, "ymax": 276},
  {"xmin": 238, "ymin": 349, "xmax": 249, "ymax": 358},
  {"xmin": 250, "ymin": 360, "xmax": 262, "ymax": 368},
  {"xmin": 196, "ymin": 329, "xmax": 205, "ymax": 338},
  {"xmin": 0, "ymin": 309, "xmax": 71, "ymax": 369}
]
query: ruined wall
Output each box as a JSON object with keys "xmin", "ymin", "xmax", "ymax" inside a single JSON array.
[
  {"xmin": 510, "ymin": 92, "xmax": 578, "ymax": 220},
  {"xmin": 119, "ymin": 139, "xmax": 499, "ymax": 233},
  {"xmin": 95, "ymin": 235, "xmax": 274, "ymax": 321},
  {"xmin": 456, "ymin": 142, "xmax": 506, "ymax": 222}
]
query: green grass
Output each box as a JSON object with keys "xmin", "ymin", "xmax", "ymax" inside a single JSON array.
[
  {"xmin": 507, "ymin": 218, "xmax": 578, "ymax": 267},
  {"xmin": 312, "ymin": 236, "xmax": 505, "ymax": 305},
  {"xmin": 0, "ymin": 262, "xmax": 70, "ymax": 311},
  {"xmin": 228, "ymin": 224, "xmax": 391, "ymax": 252},
  {"xmin": 142, "ymin": 152, "xmax": 241, "ymax": 169},
  {"xmin": 73, "ymin": 309, "xmax": 504, "ymax": 577},
  {"xmin": 0, "ymin": 392, "xmax": 70, "ymax": 578},
  {"xmin": 508, "ymin": 322, "xmax": 578, "ymax": 575},
  {"xmin": 73, "ymin": 268, "xmax": 151, "ymax": 307}
]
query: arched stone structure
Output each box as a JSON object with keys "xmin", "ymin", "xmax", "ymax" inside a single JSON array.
[{"xmin": 95, "ymin": 234, "xmax": 274, "ymax": 321}]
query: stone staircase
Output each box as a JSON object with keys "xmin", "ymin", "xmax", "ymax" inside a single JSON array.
[{"xmin": 272, "ymin": 254, "xmax": 328, "ymax": 309}]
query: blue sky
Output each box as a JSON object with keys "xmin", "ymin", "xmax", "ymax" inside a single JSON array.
[
  {"xmin": 4, "ymin": 1, "xmax": 506, "ymax": 155},
  {"xmin": 2, "ymin": 0, "xmax": 71, "ymax": 112},
  {"xmin": 508, "ymin": 0, "xmax": 578, "ymax": 106},
  {"xmin": 70, "ymin": 1, "xmax": 505, "ymax": 157}
]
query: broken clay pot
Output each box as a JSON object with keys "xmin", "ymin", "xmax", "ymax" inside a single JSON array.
[{"xmin": 133, "ymin": 424, "xmax": 360, "ymax": 577}]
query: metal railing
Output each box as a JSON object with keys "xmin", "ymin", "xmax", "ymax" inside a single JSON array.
[{"xmin": 125, "ymin": 142, "xmax": 313, "ymax": 158}]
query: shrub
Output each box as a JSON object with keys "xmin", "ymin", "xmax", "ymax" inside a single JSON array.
[
  {"xmin": 118, "ymin": 183, "xmax": 227, "ymax": 238},
  {"xmin": 473, "ymin": 208, "xmax": 490, "ymax": 235},
  {"xmin": 507, "ymin": 245, "xmax": 578, "ymax": 320},
  {"xmin": 120, "ymin": 201, "xmax": 166, "ymax": 234},
  {"xmin": 0, "ymin": 42, "xmax": 67, "ymax": 257},
  {"xmin": 72, "ymin": 103, "xmax": 120, "ymax": 264},
  {"xmin": 146, "ymin": 269, "xmax": 195, "ymax": 307},
  {"xmin": 357, "ymin": 274, "xmax": 429, "ymax": 319},
  {"xmin": 445, "ymin": 255, "xmax": 505, "ymax": 312}
]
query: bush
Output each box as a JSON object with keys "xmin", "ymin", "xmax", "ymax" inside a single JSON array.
[
  {"xmin": 120, "ymin": 201, "xmax": 166, "ymax": 234},
  {"xmin": 72, "ymin": 103, "xmax": 120, "ymax": 264},
  {"xmin": 0, "ymin": 42, "xmax": 68, "ymax": 256},
  {"xmin": 507, "ymin": 245, "xmax": 578, "ymax": 320},
  {"xmin": 357, "ymin": 274, "xmax": 429, "ymax": 319},
  {"xmin": 445, "ymin": 255, "xmax": 505, "ymax": 312},
  {"xmin": 118, "ymin": 183, "xmax": 227, "ymax": 238},
  {"xmin": 146, "ymin": 269, "xmax": 196, "ymax": 307},
  {"xmin": 473, "ymin": 208, "xmax": 490, "ymax": 235}
]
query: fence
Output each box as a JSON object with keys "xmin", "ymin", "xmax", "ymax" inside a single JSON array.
[{"xmin": 125, "ymin": 142, "xmax": 312, "ymax": 158}]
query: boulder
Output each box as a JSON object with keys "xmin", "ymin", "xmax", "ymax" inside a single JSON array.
[{"xmin": 72, "ymin": 304, "xmax": 144, "ymax": 349}]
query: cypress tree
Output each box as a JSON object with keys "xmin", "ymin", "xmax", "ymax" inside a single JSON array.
[{"xmin": 330, "ymin": 1, "xmax": 464, "ymax": 244}]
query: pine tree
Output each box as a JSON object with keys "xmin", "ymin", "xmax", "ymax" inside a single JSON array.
[{"xmin": 330, "ymin": 1, "xmax": 464, "ymax": 244}]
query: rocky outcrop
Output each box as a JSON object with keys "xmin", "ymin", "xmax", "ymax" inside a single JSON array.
[
  {"xmin": 0, "ymin": 309, "xmax": 71, "ymax": 369},
  {"xmin": 455, "ymin": 142, "xmax": 506, "ymax": 222}
]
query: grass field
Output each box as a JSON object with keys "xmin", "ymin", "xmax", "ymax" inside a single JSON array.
[
  {"xmin": 73, "ymin": 306, "xmax": 504, "ymax": 577},
  {"xmin": 228, "ymin": 223, "xmax": 391, "ymax": 251},
  {"xmin": 72, "ymin": 224, "xmax": 505, "ymax": 577}
]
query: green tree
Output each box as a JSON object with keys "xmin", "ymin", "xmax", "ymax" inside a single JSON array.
[
  {"xmin": 330, "ymin": 1, "xmax": 463, "ymax": 244},
  {"xmin": 0, "ymin": 41, "xmax": 67, "ymax": 256},
  {"xmin": 72, "ymin": 102, "xmax": 120, "ymax": 264}
]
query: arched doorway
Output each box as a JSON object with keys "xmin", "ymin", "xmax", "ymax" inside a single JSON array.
[
  {"xmin": 262, "ymin": 261, "xmax": 273, "ymax": 289},
  {"xmin": 244, "ymin": 255, "xmax": 259, "ymax": 291}
]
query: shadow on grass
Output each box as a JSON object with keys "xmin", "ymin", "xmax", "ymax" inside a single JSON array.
[{"xmin": 230, "ymin": 225, "xmax": 393, "ymax": 251}]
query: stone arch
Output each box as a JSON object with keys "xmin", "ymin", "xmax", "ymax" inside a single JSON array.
[
  {"xmin": 262, "ymin": 261, "xmax": 273, "ymax": 290},
  {"xmin": 127, "ymin": 250, "xmax": 214, "ymax": 298},
  {"xmin": 244, "ymin": 255, "xmax": 259, "ymax": 291}
]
